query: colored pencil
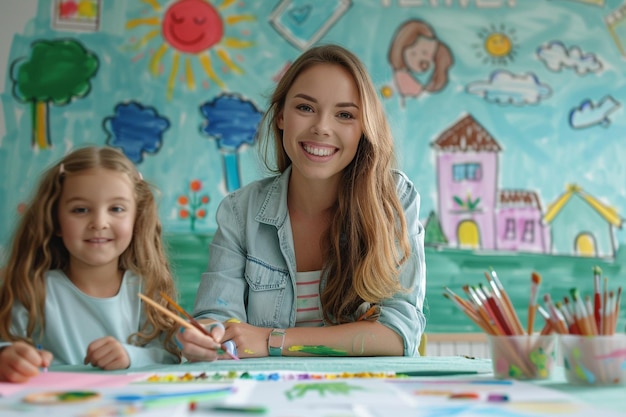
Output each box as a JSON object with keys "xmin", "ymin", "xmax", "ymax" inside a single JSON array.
[
  {"xmin": 527, "ymin": 272, "xmax": 541, "ymax": 334},
  {"xmin": 543, "ymin": 294, "xmax": 568, "ymax": 334},
  {"xmin": 487, "ymin": 268, "xmax": 524, "ymax": 335},
  {"xmin": 443, "ymin": 291, "xmax": 491, "ymax": 334}
]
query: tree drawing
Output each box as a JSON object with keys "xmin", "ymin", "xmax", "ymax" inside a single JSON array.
[
  {"xmin": 11, "ymin": 38, "xmax": 99, "ymax": 149},
  {"xmin": 424, "ymin": 210, "xmax": 448, "ymax": 246},
  {"xmin": 103, "ymin": 101, "xmax": 170, "ymax": 163},
  {"xmin": 200, "ymin": 93, "xmax": 263, "ymax": 192},
  {"xmin": 177, "ymin": 179, "xmax": 210, "ymax": 232}
]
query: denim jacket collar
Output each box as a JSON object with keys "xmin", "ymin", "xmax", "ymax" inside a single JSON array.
[{"xmin": 255, "ymin": 165, "xmax": 291, "ymax": 229}]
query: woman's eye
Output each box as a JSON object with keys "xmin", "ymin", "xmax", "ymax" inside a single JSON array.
[
  {"xmin": 296, "ymin": 104, "xmax": 313, "ymax": 112},
  {"xmin": 338, "ymin": 111, "xmax": 354, "ymax": 120}
]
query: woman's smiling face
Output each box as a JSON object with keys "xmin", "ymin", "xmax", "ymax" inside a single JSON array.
[{"xmin": 278, "ymin": 63, "xmax": 362, "ymax": 185}]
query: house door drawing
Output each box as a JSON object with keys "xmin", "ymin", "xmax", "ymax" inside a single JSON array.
[
  {"xmin": 575, "ymin": 232, "xmax": 596, "ymax": 257},
  {"xmin": 458, "ymin": 220, "xmax": 480, "ymax": 249}
]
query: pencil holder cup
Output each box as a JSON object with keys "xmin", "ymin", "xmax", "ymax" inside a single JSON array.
[
  {"xmin": 560, "ymin": 334, "xmax": 626, "ymax": 386},
  {"xmin": 488, "ymin": 334, "xmax": 557, "ymax": 380}
]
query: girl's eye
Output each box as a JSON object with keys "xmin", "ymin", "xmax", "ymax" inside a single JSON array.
[
  {"xmin": 71, "ymin": 207, "xmax": 87, "ymax": 214},
  {"xmin": 111, "ymin": 206, "xmax": 125, "ymax": 213}
]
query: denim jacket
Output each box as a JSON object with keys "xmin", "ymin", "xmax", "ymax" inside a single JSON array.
[{"xmin": 193, "ymin": 166, "xmax": 426, "ymax": 356}]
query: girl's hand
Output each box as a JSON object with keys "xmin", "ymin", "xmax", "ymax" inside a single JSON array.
[
  {"xmin": 222, "ymin": 321, "xmax": 272, "ymax": 358},
  {"xmin": 0, "ymin": 341, "xmax": 52, "ymax": 383},
  {"xmin": 177, "ymin": 322, "xmax": 225, "ymax": 362},
  {"xmin": 84, "ymin": 336, "xmax": 130, "ymax": 370}
]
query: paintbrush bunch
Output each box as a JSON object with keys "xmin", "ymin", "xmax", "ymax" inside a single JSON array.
[
  {"xmin": 443, "ymin": 266, "xmax": 622, "ymax": 336},
  {"xmin": 541, "ymin": 267, "xmax": 622, "ymax": 336},
  {"xmin": 443, "ymin": 268, "xmax": 525, "ymax": 336}
]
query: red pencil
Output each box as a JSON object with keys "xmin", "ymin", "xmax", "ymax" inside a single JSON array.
[{"xmin": 592, "ymin": 266, "xmax": 602, "ymax": 332}]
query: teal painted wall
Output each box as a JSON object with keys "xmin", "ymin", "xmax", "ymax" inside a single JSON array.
[{"xmin": 2, "ymin": 0, "xmax": 625, "ymax": 333}]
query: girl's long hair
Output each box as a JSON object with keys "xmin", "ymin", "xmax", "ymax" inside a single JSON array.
[
  {"xmin": 258, "ymin": 44, "xmax": 411, "ymax": 323},
  {"xmin": 0, "ymin": 146, "xmax": 181, "ymax": 360}
]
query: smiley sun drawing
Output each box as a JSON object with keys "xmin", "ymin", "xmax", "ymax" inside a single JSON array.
[{"xmin": 126, "ymin": 0, "xmax": 255, "ymax": 100}]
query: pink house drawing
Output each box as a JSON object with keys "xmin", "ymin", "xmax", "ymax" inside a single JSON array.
[{"xmin": 431, "ymin": 114, "xmax": 548, "ymax": 252}]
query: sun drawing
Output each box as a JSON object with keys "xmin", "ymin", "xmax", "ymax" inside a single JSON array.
[
  {"xmin": 126, "ymin": 0, "xmax": 254, "ymax": 100},
  {"xmin": 473, "ymin": 23, "xmax": 518, "ymax": 65}
]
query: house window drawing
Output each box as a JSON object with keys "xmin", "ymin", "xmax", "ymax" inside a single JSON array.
[
  {"xmin": 522, "ymin": 220, "xmax": 535, "ymax": 243},
  {"xmin": 453, "ymin": 162, "xmax": 482, "ymax": 181},
  {"xmin": 504, "ymin": 218, "xmax": 515, "ymax": 240}
]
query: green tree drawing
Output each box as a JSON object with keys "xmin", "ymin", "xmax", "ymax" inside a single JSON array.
[
  {"xmin": 424, "ymin": 210, "xmax": 448, "ymax": 246},
  {"xmin": 11, "ymin": 39, "xmax": 99, "ymax": 149}
]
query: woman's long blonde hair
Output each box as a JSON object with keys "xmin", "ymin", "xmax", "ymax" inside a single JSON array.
[
  {"xmin": 259, "ymin": 44, "xmax": 411, "ymax": 323},
  {"xmin": 0, "ymin": 146, "xmax": 181, "ymax": 360}
]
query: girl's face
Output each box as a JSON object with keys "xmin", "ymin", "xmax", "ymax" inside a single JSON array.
[
  {"xmin": 403, "ymin": 36, "xmax": 437, "ymax": 73},
  {"xmin": 278, "ymin": 63, "xmax": 362, "ymax": 186},
  {"xmin": 57, "ymin": 168, "xmax": 136, "ymax": 273}
]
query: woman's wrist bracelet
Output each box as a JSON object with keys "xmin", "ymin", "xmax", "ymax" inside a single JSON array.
[{"xmin": 268, "ymin": 328, "xmax": 286, "ymax": 356}]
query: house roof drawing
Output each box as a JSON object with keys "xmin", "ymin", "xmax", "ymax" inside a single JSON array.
[
  {"xmin": 544, "ymin": 184, "xmax": 623, "ymax": 228},
  {"xmin": 431, "ymin": 114, "xmax": 502, "ymax": 152},
  {"xmin": 498, "ymin": 189, "xmax": 543, "ymax": 211}
]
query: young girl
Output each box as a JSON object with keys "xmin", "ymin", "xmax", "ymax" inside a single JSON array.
[
  {"xmin": 177, "ymin": 44, "xmax": 426, "ymax": 361},
  {"xmin": 0, "ymin": 146, "xmax": 181, "ymax": 382}
]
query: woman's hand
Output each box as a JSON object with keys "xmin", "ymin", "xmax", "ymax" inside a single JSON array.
[
  {"xmin": 222, "ymin": 320, "xmax": 272, "ymax": 358},
  {"xmin": 0, "ymin": 341, "xmax": 53, "ymax": 382},
  {"xmin": 84, "ymin": 336, "xmax": 130, "ymax": 370},
  {"xmin": 177, "ymin": 322, "xmax": 225, "ymax": 362}
]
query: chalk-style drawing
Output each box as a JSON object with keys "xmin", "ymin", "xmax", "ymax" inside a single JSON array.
[
  {"xmin": 431, "ymin": 114, "xmax": 549, "ymax": 253},
  {"xmin": 537, "ymin": 41, "xmax": 603, "ymax": 74},
  {"xmin": 473, "ymin": 23, "xmax": 518, "ymax": 66},
  {"xmin": 125, "ymin": 0, "xmax": 255, "ymax": 100},
  {"xmin": 103, "ymin": 101, "xmax": 170, "ymax": 163},
  {"xmin": 466, "ymin": 70, "xmax": 551, "ymax": 106},
  {"xmin": 10, "ymin": 38, "xmax": 99, "ymax": 149},
  {"xmin": 200, "ymin": 93, "xmax": 263, "ymax": 192},
  {"xmin": 605, "ymin": 2, "xmax": 626, "ymax": 56},
  {"xmin": 424, "ymin": 211, "xmax": 448, "ymax": 247},
  {"xmin": 52, "ymin": 0, "xmax": 102, "ymax": 32},
  {"xmin": 544, "ymin": 184, "xmax": 622, "ymax": 258},
  {"xmin": 177, "ymin": 179, "xmax": 210, "ymax": 232},
  {"xmin": 387, "ymin": 19, "xmax": 453, "ymax": 106},
  {"xmin": 569, "ymin": 96, "xmax": 620, "ymax": 129},
  {"xmin": 269, "ymin": 0, "xmax": 352, "ymax": 51}
]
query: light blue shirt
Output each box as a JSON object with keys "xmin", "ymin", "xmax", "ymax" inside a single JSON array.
[
  {"xmin": 4, "ymin": 270, "xmax": 178, "ymax": 367},
  {"xmin": 193, "ymin": 166, "xmax": 427, "ymax": 356}
]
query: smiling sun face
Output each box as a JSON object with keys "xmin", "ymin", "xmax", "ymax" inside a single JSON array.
[
  {"xmin": 474, "ymin": 23, "xmax": 518, "ymax": 65},
  {"xmin": 162, "ymin": 0, "xmax": 223, "ymax": 53},
  {"xmin": 126, "ymin": 0, "xmax": 255, "ymax": 100}
]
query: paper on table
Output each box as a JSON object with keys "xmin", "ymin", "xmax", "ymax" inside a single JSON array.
[{"xmin": 0, "ymin": 371, "xmax": 147, "ymax": 397}]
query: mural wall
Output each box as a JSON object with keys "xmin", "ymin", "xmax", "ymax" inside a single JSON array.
[{"xmin": 1, "ymin": 0, "xmax": 625, "ymax": 331}]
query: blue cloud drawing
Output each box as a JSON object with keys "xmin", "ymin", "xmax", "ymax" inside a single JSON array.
[
  {"xmin": 537, "ymin": 41, "xmax": 602, "ymax": 75},
  {"xmin": 569, "ymin": 96, "xmax": 620, "ymax": 129},
  {"xmin": 466, "ymin": 70, "xmax": 551, "ymax": 105}
]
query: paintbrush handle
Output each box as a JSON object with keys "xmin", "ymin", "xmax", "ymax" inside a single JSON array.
[{"xmin": 138, "ymin": 293, "xmax": 195, "ymax": 330}]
